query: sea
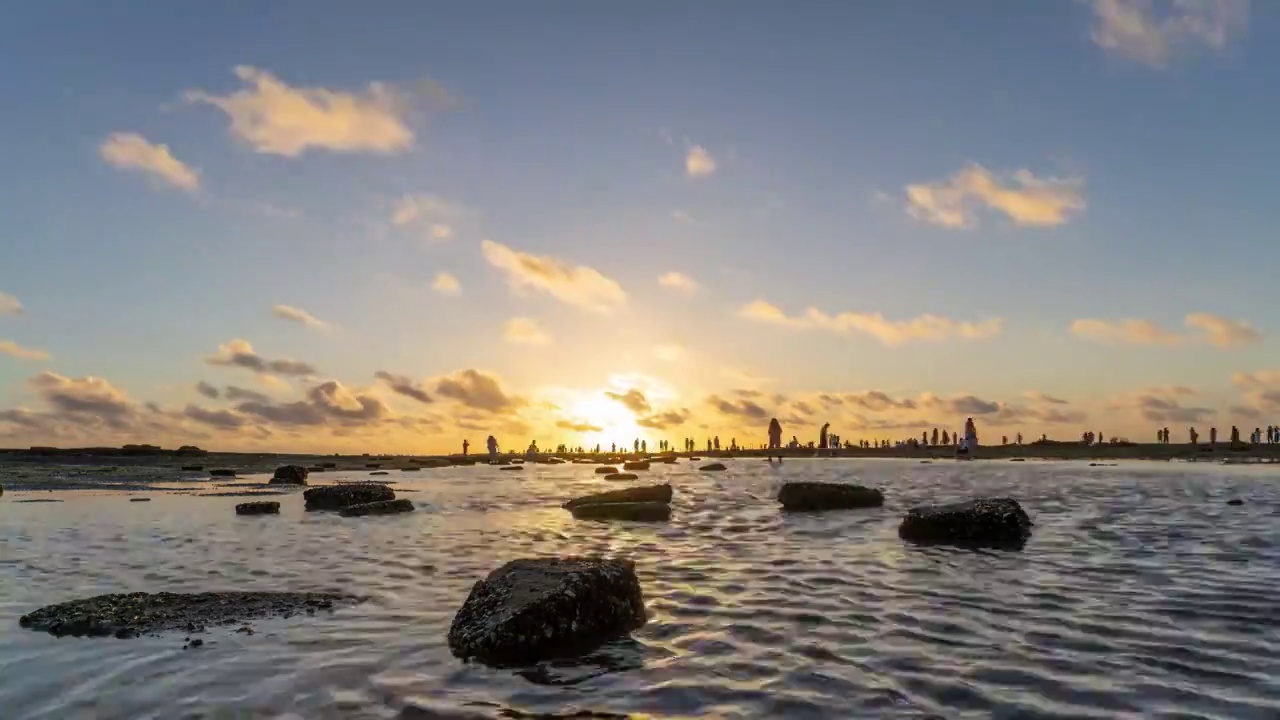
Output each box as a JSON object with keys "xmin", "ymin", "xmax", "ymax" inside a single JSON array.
[{"xmin": 1, "ymin": 458, "xmax": 1277, "ymax": 719}]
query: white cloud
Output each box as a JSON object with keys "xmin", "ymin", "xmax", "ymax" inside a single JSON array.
[
  {"xmin": 739, "ymin": 300, "xmax": 1003, "ymax": 346},
  {"xmin": 481, "ymin": 239, "xmax": 627, "ymax": 314},
  {"xmin": 390, "ymin": 195, "xmax": 456, "ymax": 241},
  {"xmin": 0, "ymin": 340, "xmax": 49, "ymax": 361},
  {"xmin": 686, "ymin": 145, "xmax": 717, "ymax": 178},
  {"xmin": 1089, "ymin": 0, "xmax": 1249, "ymax": 68},
  {"xmin": 432, "ymin": 271, "xmax": 461, "ymax": 296},
  {"xmin": 504, "ymin": 317, "xmax": 552, "ymax": 346},
  {"xmin": 1071, "ymin": 313, "xmax": 1259, "ymax": 348},
  {"xmin": 658, "ymin": 271, "xmax": 701, "ymax": 295},
  {"xmin": 99, "ymin": 132, "xmax": 200, "ymax": 192},
  {"xmin": 905, "ymin": 164, "xmax": 1085, "ymax": 228},
  {"xmin": 0, "ymin": 292, "xmax": 21, "ymax": 315},
  {"xmin": 186, "ymin": 66, "xmax": 414, "ymax": 157},
  {"xmin": 272, "ymin": 304, "xmax": 327, "ymax": 328}
]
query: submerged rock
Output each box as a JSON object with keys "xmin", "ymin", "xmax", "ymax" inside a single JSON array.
[
  {"xmin": 209, "ymin": 469, "xmax": 237, "ymax": 477},
  {"xmin": 1226, "ymin": 498, "xmax": 1244, "ymax": 506},
  {"xmin": 303, "ymin": 484, "xmax": 395, "ymax": 511},
  {"xmin": 622, "ymin": 461, "xmax": 649, "ymax": 471},
  {"xmin": 569, "ymin": 502, "xmax": 671, "ymax": 522},
  {"xmin": 564, "ymin": 484, "xmax": 673, "ymax": 509},
  {"xmin": 339, "ymin": 498, "xmax": 415, "ymax": 517},
  {"xmin": 898, "ymin": 497, "xmax": 1032, "ymax": 547},
  {"xmin": 180, "ymin": 465, "xmax": 204, "ymax": 472},
  {"xmin": 235, "ymin": 501, "xmax": 280, "ymax": 515},
  {"xmin": 595, "ymin": 467, "xmax": 618, "ymax": 475},
  {"xmin": 19, "ymin": 591, "xmax": 353, "ymax": 638},
  {"xmin": 500, "ymin": 466, "xmax": 523, "ymax": 472},
  {"xmin": 603, "ymin": 473, "xmax": 638, "ymax": 481},
  {"xmin": 129, "ymin": 498, "xmax": 151, "ymax": 503},
  {"xmin": 777, "ymin": 482, "xmax": 884, "ymax": 512},
  {"xmin": 370, "ymin": 471, "xmax": 390, "ymax": 476},
  {"xmin": 270, "ymin": 465, "xmax": 309, "ymax": 485},
  {"xmin": 699, "ymin": 463, "xmax": 727, "ymax": 472},
  {"xmin": 447, "ymin": 557, "xmax": 647, "ymax": 666}
]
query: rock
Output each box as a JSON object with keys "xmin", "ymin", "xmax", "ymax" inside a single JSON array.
[
  {"xmin": 595, "ymin": 467, "xmax": 618, "ymax": 474},
  {"xmin": 402, "ymin": 467, "xmax": 420, "ymax": 472},
  {"xmin": 370, "ymin": 471, "xmax": 390, "ymax": 476},
  {"xmin": 777, "ymin": 482, "xmax": 884, "ymax": 512},
  {"xmin": 181, "ymin": 465, "xmax": 204, "ymax": 472},
  {"xmin": 622, "ymin": 461, "xmax": 649, "ymax": 471},
  {"xmin": 898, "ymin": 497, "xmax": 1032, "ymax": 547},
  {"xmin": 699, "ymin": 463, "xmax": 727, "ymax": 472},
  {"xmin": 209, "ymin": 469, "xmax": 237, "ymax": 477},
  {"xmin": 235, "ymin": 501, "xmax": 280, "ymax": 515},
  {"xmin": 564, "ymin": 484, "xmax": 673, "ymax": 509},
  {"xmin": 303, "ymin": 484, "xmax": 395, "ymax": 511},
  {"xmin": 270, "ymin": 465, "xmax": 309, "ymax": 485},
  {"xmin": 0, "ymin": 483, "xmax": 3, "ymax": 497},
  {"xmin": 321, "ymin": 462, "xmax": 337, "ymax": 468},
  {"xmin": 1009, "ymin": 458, "xmax": 1025, "ymax": 462},
  {"xmin": 129, "ymin": 498, "xmax": 151, "ymax": 503},
  {"xmin": 569, "ymin": 502, "xmax": 671, "ymax": 522},
  {"xmin": 447, "ymin": 557, "xmax": 647, "ymax": 666},
  {"xmin": 500, "ymin": 466, "xmax": 523, "ymax": 472},
  {"xmin": 603, "ymin": 473, "xmax": 639, "ymax": 481},
  {"xmin": 339, "ymin": 498, "xmax": 415, "ymax": 517},
  {"xmin": 307, "ymin": 466, "xmax": 326, "ymax": 472},
  {"xmin": 19, "ymin": 591, "xmax": 352, "ymax": 638},
  {"xmin": 1226, "ymin": 498, "xmax": 1244, "ymax": 506},
  {"xmin": 366, "ymin": 463, "xmax": 382, "ymax": 469}
]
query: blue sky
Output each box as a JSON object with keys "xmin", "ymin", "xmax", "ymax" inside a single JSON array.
[{"xmin": 1, "ymin": 1, "xmax": 1276, "ymax": 453}]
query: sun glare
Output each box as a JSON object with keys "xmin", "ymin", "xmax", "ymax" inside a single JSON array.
[{"xmin": 567, "ymin": 395, "xmax": 642, "ymax": 448}]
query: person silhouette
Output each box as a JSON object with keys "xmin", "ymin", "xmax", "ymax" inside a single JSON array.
[{"xmin": 462, "ymin": 439, "xmax": 470, "ymax": 456}]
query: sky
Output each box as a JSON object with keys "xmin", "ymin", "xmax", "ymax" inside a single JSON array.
[{"xmin": 1, "ymin": 0, "xmax": 1278, "ymax": 454}]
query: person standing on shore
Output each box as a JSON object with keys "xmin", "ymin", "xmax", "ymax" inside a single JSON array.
[
  {"xmin": 486, "ymin": 435, "xmax": 498, "ymax": 462},
  {"xmin": 768, "ymin": 418, "xmax": 782, "ymax": 450},
  {"xmin": 964, "ymin": 417, "xmax": 978, "ymax": 453},
  {"xmin": 462, "ymin": 439, "xmax": 469, "ymax": 456}
]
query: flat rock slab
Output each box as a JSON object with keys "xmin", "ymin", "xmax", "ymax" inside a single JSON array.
[
  {"xmin": 699, "ymin": 463, "xmax": 727, "ymax": 472},
  {"xmin": 777, "ymin": 482, "xmax": 884, "ymax": 512},
  {"xmin": 303, "ymin": 484, "xmax": 394, "ymax": 511},
  {"xmin": 621, "ymin": 461, "xmax": 649, "ymax": 471},
  {"xmin": 569, "ymin": 502, "xmax": 671, "ymax": 522},
  {"xmin": 19, "ymin": 591, "xmax": 353, "ymax": 639},
  {"xmin": 339, "ymin": 498, "xmax": 415, "ymax": 517},
  {"xmin": 236, "ymin": 501, "xmax": 280, "ymax": 515},
  {"xmin": 448, "ymin": 557, "xmax": 646, "ymax": 666},
  {"xmin": 898, "ymin": 497, "xmax": 1032, "ymax": 547},
  {"xmin": 564, "ymin": 484, "xmax": 672, "ymax": 509},
  {"xmin": 209, "ymin": 469, "xmax": 237, "ymax": 477},
  {"xmin": 603, "ymin": 473, "xmax": 639, "ymax": 481},
  {"xmin": 500, "ymin": 466, "xmax": 523, "ymax": 472},
  {"xmin": 129, "ymin": 498, "xmax": 152, "ymax": 503},
  {"xmin": 595, "ymin": 467, "xmax": 618, "ymax": 474}
]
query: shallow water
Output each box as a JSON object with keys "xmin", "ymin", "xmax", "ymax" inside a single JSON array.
[{"xmin": 2, "ymin": 458, "xmax": 1279, "ymax": 719}]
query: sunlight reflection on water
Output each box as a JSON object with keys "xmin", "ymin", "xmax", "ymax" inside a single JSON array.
[{"xmin": 1, "ymin": 458, "xmax": 1279, "ymax": 719}]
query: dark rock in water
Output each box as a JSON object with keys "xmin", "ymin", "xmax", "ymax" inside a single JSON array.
[
  {"xmin": 209, "ymin": 469, "xmax": 237, "ymax": 477},
  {"xmin": 1009, "ymin": 458, "xmax": 1026, "ymax": 462},
  {"xmin": 19, "ymin": 591, "xmax": 353, "ymax": 638},
  {"xmin": 370, "ymin": 471, "xmax": 390, "ymax": 476},
  {"xmin": 339, "ymin": 498, "xmax": 415, "ymax": 517},
  {"xmin": 17, "ymin": 499, "xmax": 62, "ymax": 503},
  {"xmin": 500, "ymin": 466, "xmax": 523, "ymax": 472},
  {"xmin": 366, "ymin": 463, "xmax": 382, "ymax": 469},
  {"xmin": 603, "ymin": 473, "xmax": 639, "ymax": 481},
  {"xmin": 130, "ymin": 498, "xmax": 151, "ymax": 503},
  {"xmin": 402, "ymin": 467, "xmax": 420, "ymax": 472},
  {"xmin": 205, "ymin": 491, "xmax": 285, "ymax": 497},
  {"xmin": 564, "ymin": 484, "xmax": 673, "ymax": 509},
  {"xmin": 307, "ymin": 466, "xmax": 326, "ymax": 473},
  {"xmin": 898, "ymin": 497, "xmax": 1032, "ymax": 547},
  {"xmin": 689, "ymin": 457, "xmax": 701, "ymax": 461},
  {"xmin": 595, "ymin": 466, "xmax": 618, "ymax": 475},
  {"xmin": 235, "ymin": 501, "xmax": 280, "ymax": 515},
  {"xmin": 622, "ymin": 461, "xmax": 649, "ymax": 471},
  {"xmin": 0, "ymin": 483, "xmax": 3, "ymax": 497},
  {"xmin": 777, "ymin": 482, "xmax": 884, "ymax": 512},
  {"xmin": 660, "ymin": 457, "xmax": 677, "ymax": 464},
  {"xmin": 699, "ymin": 463, "xmax": 727, "ymax": 472},
  {"xmin": 180, "ymin": 465, "xmax": 204, "ymax": 472},
  {"xmin": 321, "ymin": 462, "xmax": 337, "ymax": 469},
  {"xmin": 1226, "ymin": 498, "xmax": 1244, "ymax": 506},
  {"xmin": 303, "ymin": 484, "xmax": 394, "ymax": 511},
  {"xmin": 270, "ymin": 465, "xmax": 308, "ymax": 485},
  {"xmin": 447, "ymin": 557, "xmax": 646, "ymax": 666},
  {"xmin": 569, "ymin": 502, "xmax": 671, "ymax": 522}
]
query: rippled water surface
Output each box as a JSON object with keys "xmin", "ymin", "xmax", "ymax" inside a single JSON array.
[{"xmin": 2, "ymin": 458, "xmax": 1279, "ymax": 719}]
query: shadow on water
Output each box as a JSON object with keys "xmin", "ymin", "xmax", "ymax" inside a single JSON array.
[{"xmin": 514, "ymin": 638, "xmax": 647, "ymax": 686}]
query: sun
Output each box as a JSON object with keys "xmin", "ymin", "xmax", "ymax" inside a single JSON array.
[{"xmin": 566, "ymin": 395, "xmax": 642, "ymax": 448}]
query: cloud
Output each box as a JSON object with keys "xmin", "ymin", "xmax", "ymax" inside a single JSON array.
[
  {"xmin": 918, "ymin": 393, "xmax": 1002, "ymax": 416},
  {"xmin": 375, "ymin": 371, "xmax": 433, "ymax": 405},
  {"xmin": 0, "ymin": 292, "xmax": 20, "ymax": 315},
  {"xmin": 1023, "ymin": 391, "xmax": 1068, "ymax": 405},
  {"xmin": 0, "ymin": 340, "xmax": 50, "ymax": 361},
  {"xmin": 481, "ymin": 240, "xmax": 626, "ymax": 314},
  {"xmin": 706, "ymin": 394, "xmax": 770, "ymax": 420},
  {"xmin": 435, "ymin": 369, "xmax": 523, "ymax": 414},
  {"xmin": 29, "ymin": 372, "xmax": 136, "ymax": 429},
  {"xmin": 505, "ymin": 317, "xmax": 552, "ymax": 346},
  {"xmin": 272, "ymin": 304, "xmax": 327, "ymax": 328},
  {"xmin": 205, "ymin": 339, "xmax": 317, "ymax": 376},
  {"xmin": 740, "ymin": 300, "xmax": 1003, "ymax": 345},
  {"xmin": 1088, "ymin": 0, "xmax": 1248, "ymax": 68},
  {"xmin": 225, "ymin": 385, "xmax": 271, "ymax": 404},
  {"xmin": 654, "ymin": 344, "xmax": 685, "ymax": 362},
  {"xmin": 658, "ymin": 271, "xmax": 701, "ymax": 295},
  {"xmin": 606, "ymin": 389, "xmax": 652, "ymax": 415},
  {"xmin": 391, "ymin": 195, "xmax": 457, "ymax": 240},
  {"xmin": 1109, "ymin": 386, "xmax": 1215, "ymax": 424},
  {"xmin": 99, "ymin": 132, "xmax": 200, "ymax": 192},
  {"xmin": 183, "ymin": 404, "xmax": 247, "ymax": 429},
  {"xmin": 306, "ymin": 380, "xmax": 389, "ymax": 421},
  {"xmin": 195, "ymin": 381, "xmax": 220, "ymax": 399},
  {"xmin": 432, "ymin": 271, "xmax": 462, "ymax": 296},
  {"xmin": 904, "ymin": 164, "xmax": 1085, "ymax": 228},
  {"xmin": 186, "ymin": 66, "xmax": 414, "ymax": 157},
  {"xmin": 1231, "ymin": 369, "xmax": 1280, "ymax": 413},
  {"xmin": 637, "ymin": 408, "xmax": 692, "ymax": 430},
  {"xmin": 686, "ymin": 145, "xmax": 717, "ymax": 177},
  {"xmin": 234, "ymin": 380, "xmax": 388, "ymax": 427},
  {"xmin": 556, "ymin": 419, "xmax": 604, "ymax": 433},
  {"xmin": 1072, "ymin": 313, "xmax": 1260, "ymax": 348}
]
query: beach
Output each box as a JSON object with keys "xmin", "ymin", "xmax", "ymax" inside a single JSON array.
[{"xmin": 2, "ymin": 455, "xmax": 1278, "ymax": 719}]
